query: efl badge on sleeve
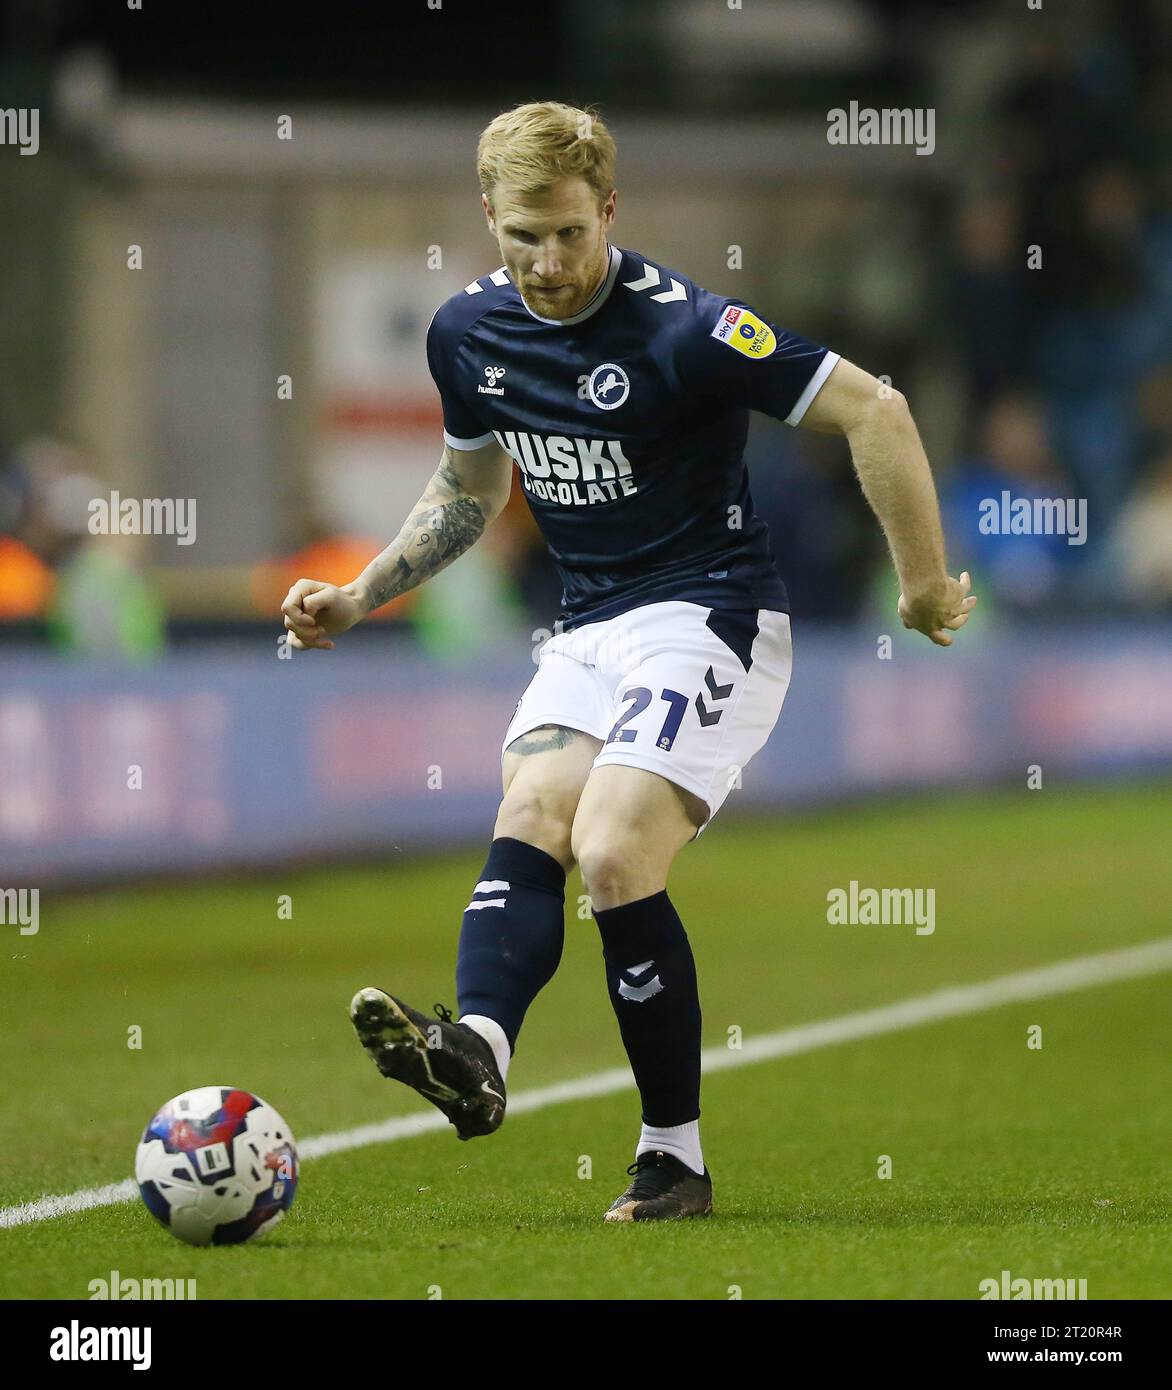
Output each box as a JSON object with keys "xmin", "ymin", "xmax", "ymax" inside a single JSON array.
[{"xmin": 710, "ymin": 304, "xmax": 776, "ymax": 359}]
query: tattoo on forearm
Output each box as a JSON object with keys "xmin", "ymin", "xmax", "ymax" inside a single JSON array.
[{"xmin": 362, "ymin": 488, "xmax": 486, "ymax": 610}]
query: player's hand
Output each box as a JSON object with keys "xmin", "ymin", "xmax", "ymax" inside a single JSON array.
[
  {"xmin": 281, "ymin": 578, "xmax": 368, "ymax": 651},
  {"xmin": 898, "ymin": 571, "xmax": 978, "ymax": 647}
]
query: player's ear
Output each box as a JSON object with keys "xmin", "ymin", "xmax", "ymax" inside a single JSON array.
[{"xmin": 482, "ymin": 193, "xmax": 495, "ymax": 234}]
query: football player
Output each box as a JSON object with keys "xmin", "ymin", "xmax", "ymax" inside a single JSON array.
[{"xmin": 283, "ymin": 101, "xmax": 976, "ymax": 1222}]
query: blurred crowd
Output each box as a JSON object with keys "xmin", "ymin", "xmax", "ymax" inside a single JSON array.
[
  {"xmin": 0, "ymin": 437, "xmax": 164, "ymax": 658},
  {"xmin": 940, "ymin": 13, "xmax": 1172, "ymax": 620},
  {"xmin": 2, "ymin": 4, "xmax": 1170, "ymax": 660},
  {"xmin": 747, "ymin": 10, "xmax": 1172, "ymax": 626}
]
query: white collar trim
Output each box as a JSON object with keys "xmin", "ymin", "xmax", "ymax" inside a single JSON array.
[{"xmin": 514, "ymin": 243, "xmax": 622, "ymax": 326}]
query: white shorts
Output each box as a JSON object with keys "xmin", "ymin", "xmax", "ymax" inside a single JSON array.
[{"xmin": 501, "ymin": 600, "xmax": 793, "ymax": 833}]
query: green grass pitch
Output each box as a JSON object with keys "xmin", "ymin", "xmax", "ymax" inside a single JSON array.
[{"xmin": 2, "ymin": 782, "xmax": 1169, "ymax": 1300}]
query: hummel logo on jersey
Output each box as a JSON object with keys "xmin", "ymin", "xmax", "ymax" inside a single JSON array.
[
  {"xmin": 463, "ymin": 267, "xmax": 511, "ymax": 295},
  {"xmin": 622, "ymin": 262, "xmax": 688, "ymax": 304},
  {"xmin": 493, "ymin": 429, "xmax": 638, "ymax": 507},
  {"xmin": 617, "ymin": 960, "xmax": 664, "ymax": 1003},
  {"xmin": 479, "ymin": 366, "xmax": 506, "ymax": 396},
  {"xmin": 588, "ymin": 362, "xmax": 630, "ymax": 410}
]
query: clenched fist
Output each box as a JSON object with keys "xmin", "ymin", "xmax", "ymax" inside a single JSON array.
[
  {"xmin": 898, "ymin": 571, "xmax": 978, "ymax": 647},
  {"xmin": 281, "ymin": 578, "xmax": 369, "ymax": 651}
]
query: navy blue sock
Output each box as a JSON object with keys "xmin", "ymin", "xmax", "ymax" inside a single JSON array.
[
  {"xmin": 594, "ymin": 891, "xmax": 702, "ymax": 1126},
  {"xmin": 456, "ymin": 837, "xmax": 567, "ymax": 1053}
]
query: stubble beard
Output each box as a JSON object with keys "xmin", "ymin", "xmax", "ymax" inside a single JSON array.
[{"xmin": 518, "ymin": 237, "xmax": 609, "ymax": 320}]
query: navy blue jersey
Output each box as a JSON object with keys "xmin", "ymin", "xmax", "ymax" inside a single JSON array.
[{"xmin": 425, "ymin": 242, "xmax": 839, "ymax": 630}]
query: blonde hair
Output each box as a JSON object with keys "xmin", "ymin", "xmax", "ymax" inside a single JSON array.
[{"xmin": 477, "ymin": 101, "xmax": 616, "ymax": 208}]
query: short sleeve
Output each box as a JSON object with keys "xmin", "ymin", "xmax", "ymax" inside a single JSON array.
[
  {"xmin": 677, "ymin": 300, "xmax": 840, "ymax": 426},
  {"xmin": 425, "ymin": 308, "xmax": 496, "ymax": 450}
]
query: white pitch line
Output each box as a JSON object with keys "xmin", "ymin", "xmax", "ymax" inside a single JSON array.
[
  {"xmin": 3, "ymin": 935, "xmax": 1171, "ymax": 1230},
  {"xmin": 0, "ymin": 1179, "xmax": 140, "ymax": 1230}
]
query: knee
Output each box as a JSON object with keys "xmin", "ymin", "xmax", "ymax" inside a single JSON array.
[
  {"xmin": 574, "ymin": 830, "xmax": 636, "ymax": 905},
  {"xmin": 494, "ymin": 786, "xmax": 576, "ymax": 870}
]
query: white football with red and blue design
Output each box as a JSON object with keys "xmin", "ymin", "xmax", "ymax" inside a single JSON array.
[{"xmin": 135, "ymin": 1087, "xmax": 298, "ymax": 1246}]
